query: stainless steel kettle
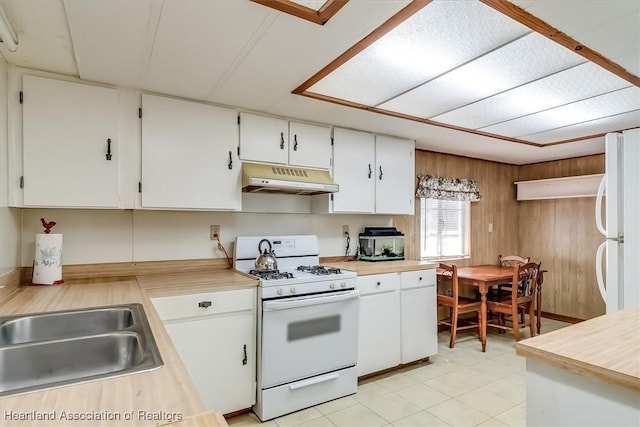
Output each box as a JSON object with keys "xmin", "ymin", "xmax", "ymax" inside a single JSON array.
[{"xmin": 255, "ymin": 239, "xmax": 278, "ymax": 271}]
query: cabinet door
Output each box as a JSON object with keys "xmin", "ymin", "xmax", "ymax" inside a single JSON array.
[
  {"xmin": 141, "ymin": 94, "xmax": 240, "ymax": 210},
  {"xmin": 239, "ymin": 112, "xmax": 288, "ymax": 165},
  {"xmin": 332, "ymin": 128, "xmax": 375, "ymax": 213},
  {"xmin": 22, "ymin": 75, "xmax": 119, "ymax": 207},
  {"xmin": 357, "ymin": 274, "xmax": 401, "ymax": 376},
  {"xmin": 400, "ymin": 285, "xmax": 438, "ymax": 363},
  {"xmin": 288, "ymin": 121, "xmax": 331, "ymax": 169},
  {"xmin": 164, "ymin": 313, "xmax": 256, "ymax": 414},
  {"xmin": 375, "ymin": 136, "xmax": 415, "ymax": 215}
]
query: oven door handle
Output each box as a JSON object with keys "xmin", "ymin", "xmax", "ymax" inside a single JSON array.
[
  {"xmin": 263, "ymin": 289, "xmax": 360, "ymax": 311},
  {"xmin": 289, "ymin": 372, "xmax": 340, "ymax": 390}
]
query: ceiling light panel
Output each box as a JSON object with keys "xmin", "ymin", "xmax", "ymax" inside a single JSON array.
[
  {"xmin": 480, "ymin": 86, "xmax": 640, "ymax": 137},
  {"xmin": 377, "ymin": 32, "xmax": 584, "ymax": 118},
  {"xmin": 433, "ymin": 62, "xmax": 633, "ymax": 130},
  {"xmin": 308, "ymin": 0, "xmax": 529, "ymax": 106},
  {"xmin": 520, "ymin": 110, "xmax": 640, "ymax": 144},
  {"xmin": 290, "ymin": 0, "xmax": 327, "ymax": 11}
]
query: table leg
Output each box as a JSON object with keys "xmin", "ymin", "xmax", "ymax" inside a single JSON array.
[{"xmin": 480, "ymin": 284, "xmax": 487, "ymax": 352}]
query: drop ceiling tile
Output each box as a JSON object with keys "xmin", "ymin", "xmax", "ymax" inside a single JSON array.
[
  {"xmin": 64, "ymin": 0, "xmax": 156, "ymax": 88},
  {"xmin": 211, "ymin": 0, "xmax": 410, "ymax": 111},
  {"xmin": 433, "ymin": 62, "xmax": 632, "ymax": 130},
  {"xmin": 480, "ymin": 86, "xmax": 640, "ymax": 137},
  {"xmin": 377, "ymin": 32, "xmax": 584, "ymax": 117},
  {"xmin": 308, "ymin": 0, "xmax": 530, "ymax": 106},
  {"xmin": 511, "ymin": 1, "xmax": 640, "ymax": 76},
  {"xmin": 144, "ymin": 0, "xmax": 271, "ymax": 100},
  {"xmin": 575, "ymin": 11, "xmax": 640, "ymax": 76},
  {"xmin": 0, "ymin": 0, "xmax": 77, "ymax": 76},
  {"xmin": 513, "ymin": 0, "xmax": 638, "ymax": 38},
  {"xmin": 521, "ymin": 110, "xmax": 640, "ymax": 144}
]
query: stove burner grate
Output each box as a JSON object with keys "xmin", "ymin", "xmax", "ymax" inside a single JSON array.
[
  {"xmin": 250, "ymin": 270, "xmax": 294, "ymax": 281},
  {"xmin": 296, "ymin": 265, "xmax": 342, "ymax": 276}
]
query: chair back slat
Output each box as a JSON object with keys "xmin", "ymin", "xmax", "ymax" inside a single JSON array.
[
  {"xmin": 498, "ymin": 254, "xmax": 530, "ymax": 268},
  {"xmin": 512, "ymin": 262, "xmax": 540, "ymax": 299}
]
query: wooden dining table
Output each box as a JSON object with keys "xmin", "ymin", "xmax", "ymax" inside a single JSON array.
[{"xmin": 437, "ymin": 265, "xmax": 515, "ymax": 352}]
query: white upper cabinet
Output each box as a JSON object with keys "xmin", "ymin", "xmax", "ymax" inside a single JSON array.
[
  {"xmin": 288, "ymin": 121, "xmax": 331, "ymax": 169},
  {"xmin": 332, "ymin": 128, "xmax": 375, "ymax": 213},
  {"xmin": 239, "ymin": 112, "xmax": 331, "ymax": 169},
  {"xmin": 312, "ymin": 130, "xmax": 415, "ymax": 215},
  {"xmin": 375, "ymin": 136, "xmax": 415, "ymax": 215},
  {"xmin": 239, "ymin": 112, "xmax": 289, "ymax": 165},
  {"xmin": 22, "ymin": 75, "xmax": 120, "ymax": 208},
  {"xmin": 141, "ymin": 94, "xmax": 241, "ymax": 210}
]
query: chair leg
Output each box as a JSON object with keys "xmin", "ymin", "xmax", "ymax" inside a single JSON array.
[
  {"xmin": 528, "ymin": 303, "xmax": 535, "ymax": 337},
  {"xmin": 512, "ymin": 306, "xmax": 521, "ymax": 341},
  {"xmin": 449, "ymin": 307, "xmax": 458, "ymax": 348}
]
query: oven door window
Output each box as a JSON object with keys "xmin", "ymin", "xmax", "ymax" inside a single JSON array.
[
  {"xmin": 261, "ymin": 290, "xmax": 359, "ymax": 389},
  {"xmin": 288, "ymin": 315, "xmax": 341, "ymax": 341}
]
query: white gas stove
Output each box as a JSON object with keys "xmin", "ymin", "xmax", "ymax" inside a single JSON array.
[
  {"xmin": 234, "ymin": 235, "xmax": 359, "ymax": 421},
  {"xmin": 234, "ymin": 235, "xmax": 357, "ymax": 299}
]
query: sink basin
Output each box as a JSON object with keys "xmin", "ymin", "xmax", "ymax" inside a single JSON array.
[
  {"xmin": 0, "ymin": 306, "xmax": 135, "ymax": 345},
  {"xmin": 0, "ymin": 304, "xmax": 163, "ymax": 397}
]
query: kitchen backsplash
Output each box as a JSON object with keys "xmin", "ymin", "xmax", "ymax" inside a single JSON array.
[{"xmin": 21, "ymin": 209, "xmax": 392, "ymax": 266}]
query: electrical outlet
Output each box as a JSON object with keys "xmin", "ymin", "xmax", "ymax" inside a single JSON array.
[
  {"xmin": 210, "ymin": 225, "xmax": 220, "ymax": 240},
  {"xmin": 488, "ymin": 223, "xmax": 493, "ymax": 233},
  {"xmin": 342, "ymin": 225, "xmax": 349, "ymax": 236}
]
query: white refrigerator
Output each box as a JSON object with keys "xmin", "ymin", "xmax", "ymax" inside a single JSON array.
[{"xmin": 595, "ymin": 128, "xmax": 640, "ymax": 314}]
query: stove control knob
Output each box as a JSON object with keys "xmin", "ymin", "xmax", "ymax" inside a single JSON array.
[
  {"xmin": 330, "ymin": 283, "xmax": 335, "ymax": 289},
  {"xmin": 340, "ymin": 282, "xmax": 346, "ymax": 288},
  {"xmin": 277, "ymin": 288, "xmax": 284, "ymax": 296},
  {"xmin": 290, "ymin": 287, "xmax": 296, "ymax": 294}
]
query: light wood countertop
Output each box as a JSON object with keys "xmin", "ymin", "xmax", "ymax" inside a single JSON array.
[
  {"xmin": 0, "ymin": 274, "xmax": 240, "ymax": 426},
  {"xmin": 325, "ymin": 260, "xmax": 436, "ymax": 276},
  {"xmin": 516, "ymin": 306, "xmax": 640, "ymax": 391},
  {"xmin": 137, "ymin": 270, "xmax": 257, "ymax": 298}
]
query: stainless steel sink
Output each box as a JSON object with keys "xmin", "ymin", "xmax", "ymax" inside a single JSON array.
[
  {"xmin": 0, "ymin": 306, "xmax": 135, "ymax": 345},
  {"xmin": 0, "ymin": 304, "xmax": 163, "ymax": 397}
]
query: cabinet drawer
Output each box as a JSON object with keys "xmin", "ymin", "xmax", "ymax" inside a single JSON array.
[
  {"xmin": 152, "ymin": 288, "xmax": 255, "ymax": 321},
  {"xmin": 357, "ymin": 273, "xmax": 399, "ymax": 296},
  {"xmin": 400, "ymin": 269, "xmax": 436, "ymax": 290}
]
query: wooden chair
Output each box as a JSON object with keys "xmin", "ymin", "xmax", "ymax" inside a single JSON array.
[
  {"xmin": 437, "ymin": 263, "xmax": 482, "ymax": 348},
  {"xmin": 496, "ymin": 255, "xmax": 530, "ymax": 296},
  {"xmin": 491, "ymin": 255, "xmax": 531, "ymax": 326},
  {"xmin": 486, "ymin": 262, "xmax": 540, "ymax": 341}
]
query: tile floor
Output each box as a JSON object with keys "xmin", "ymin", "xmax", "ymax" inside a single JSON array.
[{"xmin": 228, "ymin": 318, "xmax": 570, "ymax": 427}]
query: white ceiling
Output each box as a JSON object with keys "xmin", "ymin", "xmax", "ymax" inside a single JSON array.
[{"xmin": 0, "ymin": 0, "xmax": 638, "ymax": 165}]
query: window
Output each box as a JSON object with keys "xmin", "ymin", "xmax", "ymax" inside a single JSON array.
[{"xmin": 421, "ymin": 198, "xmax": 470, "ymax": 260}]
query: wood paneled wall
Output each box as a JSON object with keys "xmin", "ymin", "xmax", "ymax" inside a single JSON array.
[
  {"xmin": 395, "ymin": 151, "xmax": 605, "ymax": 320},
  {"xmin": 394, "ymin": 150, "xmax": 520, "ymax": 267},
  {"xmin": 518, "ymin": 155, "xmax": 605, "ymax": 320}
]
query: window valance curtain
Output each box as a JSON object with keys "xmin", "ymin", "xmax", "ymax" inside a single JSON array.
[{"xmin": 416, "ymin": 174, "xmax": 482, "ymax": 202}]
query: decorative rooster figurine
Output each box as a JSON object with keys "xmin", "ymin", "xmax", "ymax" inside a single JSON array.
[{"xmin": 41, "ymin": 218, "xmax": 57, "ymax": 234}]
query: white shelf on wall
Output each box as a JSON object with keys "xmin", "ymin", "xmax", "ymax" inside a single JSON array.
[{"xmin": 515, "ymin": 173, "xmax": 604, "ymax": 201}]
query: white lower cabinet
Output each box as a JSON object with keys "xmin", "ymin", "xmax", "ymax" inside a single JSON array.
[
  {"xmin": 357, "ymin": 269, "xmax": 437, "ymax": 376},
  {"xmin": 151, "ymin": 288, "xmax": 256, "ymax": 414},
  {"xmin": 357, "ymin": 273, "xmax": 401, "ymax": 376},
  {"xmin": 400, "ymin": 270, "xmax": 438, "ymax": 363}
]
